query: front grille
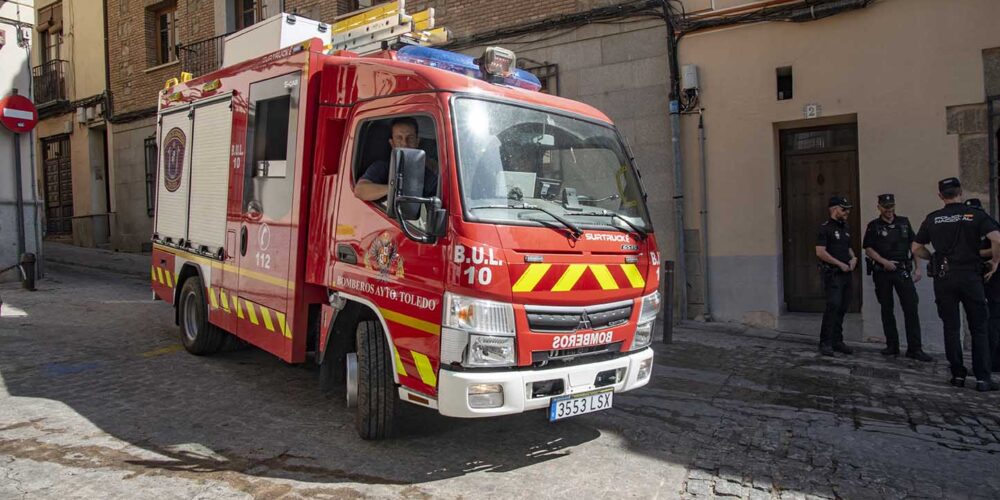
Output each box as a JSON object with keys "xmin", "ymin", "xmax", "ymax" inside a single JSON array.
[
  {"xmin": 526, "ymin": 302, "xmax": 633, "ymax": 333},
  {"xmin": 531, "ymin": 341, "xmax": 624, "ymax": 365}
]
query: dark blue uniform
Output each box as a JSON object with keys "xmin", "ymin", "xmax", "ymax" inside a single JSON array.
[
  {"xmin": 863, "ymin": 215, "xmax": 922, "ymax": 354},
  {"xmin": 817, "ymin": 218, "xmax": 853, "ymax": 351},
  {"xmin": 915, "ymin": 203, "xmax": 998, "ymax": 382}
]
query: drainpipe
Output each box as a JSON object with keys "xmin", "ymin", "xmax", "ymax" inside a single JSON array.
[
  {"xmin": 663, "ymin": 2, "xmax": 687, "ymax": 322},
  {"xmin": 698, "ymin": 109, "xmax": 711, "ymax": 321}
]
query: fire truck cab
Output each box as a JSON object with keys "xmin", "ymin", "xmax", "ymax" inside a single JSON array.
[{"xmin": 150, "ymin": 9, "xmax": 660, "ymax": 440}]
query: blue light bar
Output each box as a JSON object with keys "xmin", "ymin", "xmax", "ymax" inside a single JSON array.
[{"xmin": 396, "ymin": 45, "xmax": 542, "ymax": 92}]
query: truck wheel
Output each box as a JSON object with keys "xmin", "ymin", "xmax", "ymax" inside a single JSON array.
[
  {"xmin": 178, "ymin": 276, "xmax": 225, "ymax": 355},
  {"xmin": 355, "ymin": 319, "xmax": 396, "ymax": 440}
]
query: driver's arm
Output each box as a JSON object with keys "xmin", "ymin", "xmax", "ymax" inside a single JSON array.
[{"xmin": 354, "ymin": 179, "xmax": 388, "ymax": 201}]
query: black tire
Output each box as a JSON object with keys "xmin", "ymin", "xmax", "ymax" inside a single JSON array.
[
  {"xmin": 355, "ymin": 319, "xmax": 396, "ymax": 440},
  {"xmin": 178, "ymin": 276, "xmax": 225, "ymax": 355}
]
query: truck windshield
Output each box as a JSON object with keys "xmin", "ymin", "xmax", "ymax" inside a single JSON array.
[{"xmin": 453, "ymin": 98, "xmax": 652, "ymax": 234}]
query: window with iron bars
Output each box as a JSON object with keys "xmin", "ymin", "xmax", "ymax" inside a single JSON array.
[
  {"xmin": 518, "ymin": 59, "xmax": 559, "ymax": 96},
  {"xmin": 145, "ymin": 136, "xmax": 158, "ymax": 217}
]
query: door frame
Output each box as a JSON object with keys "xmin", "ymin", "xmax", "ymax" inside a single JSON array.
[{"xmin": 778, "ymin": 120, "xmax": 862, "ymax": 313}]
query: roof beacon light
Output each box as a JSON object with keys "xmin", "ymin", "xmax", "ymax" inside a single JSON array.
[
  {"xmin": 477, "ymin": 46, "xmax": 515, "ymax": 79},
  {"xmin": 396, "ymin": 45, "xmax": 541, "ymax": 92}
]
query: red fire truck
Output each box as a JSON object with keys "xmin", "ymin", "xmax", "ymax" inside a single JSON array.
[{"xmin": 150, "ymin": 6, "xmax": 660, "ymax": 439}]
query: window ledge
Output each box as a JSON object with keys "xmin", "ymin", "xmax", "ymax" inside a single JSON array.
[{"xmin": 144, "ymin": 60, "xmax": 180, "ymax": 74}]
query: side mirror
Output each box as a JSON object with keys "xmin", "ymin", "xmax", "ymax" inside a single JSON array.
[{"xmin": 387, "ymin": 147, "xmax": 427, "ymax": 221}]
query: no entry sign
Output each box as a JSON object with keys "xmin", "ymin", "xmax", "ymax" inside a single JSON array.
[{"xmin": 0, "ymin": 94, "xmax": 39, "ymax": 133}]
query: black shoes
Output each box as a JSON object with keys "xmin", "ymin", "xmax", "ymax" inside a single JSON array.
[
  {"xmin": 905, "ymin": 350, "xmax": 933, "ymax": 362},
  {"xmin": 881, "ymin": 347, "xmax": 900, "ymax": 356},
  {"xmin": 819, "ymin": 344, "xmax": 835, "ymax": 357},
  {"xmin": 975, "ymin": 380, "xmax": 1000, "ymax": 392},
  {"xmin": 832, "ymin": 343, "xmax": 854, "ymax": 355},
  {"xmin": 950, "ymin": 377, "xmax": 966, "ymax": 388}
]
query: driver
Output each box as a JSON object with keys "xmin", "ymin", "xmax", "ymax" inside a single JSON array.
[{"xmin": 355, "ymin": 117, "xmax": 438, "ymax": 201}]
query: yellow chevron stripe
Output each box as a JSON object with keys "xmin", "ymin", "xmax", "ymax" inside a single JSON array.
[
  {"xmin": 219, "ymin": 289, "xmax": 231, "ymax": 312},
  {"xmin": 552, "ymin": 264, "xmax": 587, "ymax": 292},
  {"xmin": 275, "ymin": 311, "xmax": 292, "ymax": 338},
  {"xmin": 589, "ymin": 264, "xmax": 619, "ymax": 290},
  {"xmin": 380, "ymin": 308, "xmax": 440, "ymax": 335},
  {"xmin": 150, "ymin": 266, "xmax": 156, "ymax": 282},
  {"xmin": 411, "ymin": 351, "xmax": 437, "ymax": 387},
  {"xmin": 245, "ymin": 300, "xmax": 259, "ymax": 325},
  {"xmin": 394, "ymin": 349, "xmax": 408, "ymax": 377},
  {"xmin": 261, "ymin": 307, "xmax": 275, "ymax": 332},
  {"xmin": 621, "ymin": 264, "xmax": 646, "ymax": 288},
  {"xmin": 156, "ymin": 267, "xmax": 165, "ymax": 285},
  {"xmin": 512, "ymin": 263, "xmax": 551, "ymax": 293},
  {"xmin": 208, "ymin": 287, "xmax": 218, "ymax": 309},
  {"xmin": 164, "ymin": 270, "xmax": 173, "ymax": 288},
  {"xmin": 232, "ymin": 294, "xmax": 244, "ymax": 319}
]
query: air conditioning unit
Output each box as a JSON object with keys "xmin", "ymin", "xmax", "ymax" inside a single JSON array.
[{"xmin": 222, "ymin": 13, "xmax": 331, "ymax": 67}]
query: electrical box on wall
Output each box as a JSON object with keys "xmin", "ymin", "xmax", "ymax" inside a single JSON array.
[{"xmin": 681, "ymin": 64, "xmax": 700, "ymax": 92}]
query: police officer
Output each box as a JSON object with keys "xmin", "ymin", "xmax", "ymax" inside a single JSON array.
[
  {"xmin": 863, "ymin": 194, "xmax": 932, "ymax": 361},
  {"xmin": 912, "ymin": 178, "xmax": 1000, "ymax": 391},
  {"xmin": 816, "ymin": 196, "xmax": 857, "ymax": 356},
  {"xmin": 966, "ymin": 198, "xmax": 1000, "ymax": 373}
]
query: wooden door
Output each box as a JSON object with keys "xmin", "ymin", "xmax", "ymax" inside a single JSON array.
[
  {"xmin": 781, "ymin": 125, "xmax": 861, "ymax": 312},
  {"xmin": 42, "ymin": 135, "xmax": 73, "ymax": 236}
]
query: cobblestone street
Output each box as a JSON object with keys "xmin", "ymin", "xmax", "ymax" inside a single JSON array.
[{"xmin": 2, "ymin": 264, "xmax": 1000, "ymax": 499}]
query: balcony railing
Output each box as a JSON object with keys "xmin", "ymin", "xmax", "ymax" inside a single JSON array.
[
  {"xmin": 32, "ymin": 59, "xmax": 68, "ymax": 105},
  {"xmin": 176, "ymin": 33, "xmax": 230, "ymax": 78}
]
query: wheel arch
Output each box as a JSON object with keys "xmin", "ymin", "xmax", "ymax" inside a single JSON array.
[
  {"xmin": 173, "ymin": 262, "xmax": 205, "ymax": 326},
  {"xmin": 322, "ymin": 293, "xmax": 401, "ymax": 384}
]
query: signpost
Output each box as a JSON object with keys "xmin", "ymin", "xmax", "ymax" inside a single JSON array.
[{"xmin": 1, "ymin": 92, "xmax": 39, "ymax": 289}]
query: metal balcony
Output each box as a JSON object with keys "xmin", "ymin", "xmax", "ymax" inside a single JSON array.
[
  {"xmin": 32, "ymin": 59, "xmax": 68, "ymax": 105},
  {"xmin": 176, "ymin": 33, "xmax": 229, "ymax": 78}
]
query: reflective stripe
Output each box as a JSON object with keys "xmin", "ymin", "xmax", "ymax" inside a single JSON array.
[
  {"xmin": 380, "ymin": 307, "xmax": 440, "ymax": 335},
  {"xmin": 260, "ymin": 307, "xmax": 275, "ymax": 332},
  {"xmin": 512, "ymin": 263, "xmax": 551, "ymax": 293},
  {"xmin": 232, "ymin": 294, "xmax": 244, "ymax": 319},
  {"xmin": 552, "ymin": 264, "xmax": 587, "ymax": 292},
  {"xmin": 153, "ymin": 244, "xmax": 295, "ymax": 291},
  {"xmin": 620, "ymin": 264, "xmax": 646, "ymax": 288},
  {"xmin": 150, "ymin": 266, "xmax": 156, "ymax": 282},
  {"xmin": 208, "ymin": 288, "xmax": 218, "ymax": 309},
  {"xmin": 245, "ymin": 300, "xmax": 259, "ymax": 325},
  {"xmin": 164, "ymin": 270, "xmax": 174, "ymax": 288},
  {"xmin": 156, "ymin": 267, "xmax": 165, "ymax": 285},
  {"xmin": 589, "ymin": 264, "xmax": 619, "ymax": 290},
  {"xmin": 219, "ymin": 289, "xmax": 231, "ymax": 312},
  {"xmin": 275, "ymin": 311, "xmax": 291, "ymax": 338},
  {"xmin": 394, "ymin": 349, "xmax": 408, "ymax": 376},
  {"xmin": 411, "ymin": 351, "xmax": 437, "ymax": 387}
]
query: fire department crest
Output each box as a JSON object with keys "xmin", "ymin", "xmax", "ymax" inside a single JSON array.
[
  {"xmin": 162, "ymin": 127, "xmax": 187, "ymax": 192},
  {"xmin": 364, "ymin": 231, "xmax": 405, "ymax": 280}
]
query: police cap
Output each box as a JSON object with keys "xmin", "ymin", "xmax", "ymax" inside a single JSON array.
[
  {"xmin": 877, "ymin": 193, "xmax": 895, "ymax": 207},
  {"xmin": 938, "ymin": 177, "xmax": 961, "ymax": 193},
  {"xmin": 828, "ymin": 196, "xmax": 852, "ymax": 209},
  {"xmin": 966, "ymin": 198, "xmax": 983, "ymax": 209}
]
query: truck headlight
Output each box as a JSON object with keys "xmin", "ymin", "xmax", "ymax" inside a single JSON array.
[
  {"xmin": 442, "ymin": 292, "xmax": 516, "ymax": 367},
  {"xmin": 637, "ymin": 291, "xmax": 661, "ymax": 324},
  {"xmin": 631, "ymin": 321, "xmax": 653, "ymax": 351}
]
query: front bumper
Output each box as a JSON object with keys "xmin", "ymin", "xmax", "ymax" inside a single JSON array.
[{"xmin": 437, "ymin": 347, "xmax": 653, "ymax": 418}]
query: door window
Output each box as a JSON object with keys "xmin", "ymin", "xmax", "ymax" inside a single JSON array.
[
  {"xmin": 352, "ymin": 114, "xmax": 440, "ymax": 231},
  {"xmin": 243, "ymin": 74, "xmax": 299, "ymax": 220}
]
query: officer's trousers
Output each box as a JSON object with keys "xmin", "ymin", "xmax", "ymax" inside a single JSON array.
[
  {"xmin": 873, "ymin": 270, "xmax": 922, "ymax": 351},
  {"xmin": 986, "ymin": 274, "xmax": 1000, "ymax": 372},
  {"xmin": 933, "ymin": 270, "xmax": 992, "ymax": 381},
  {"xmin": 820, "ymin": 271, "xmax": 852, "ymax": 347}
]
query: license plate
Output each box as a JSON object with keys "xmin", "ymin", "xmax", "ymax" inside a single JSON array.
[{"xmin": 548, "ymin": 389, "xmax": 614, "ymax": 421}]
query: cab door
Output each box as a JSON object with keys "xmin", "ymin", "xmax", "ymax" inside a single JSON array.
[
  {"xmin": 332, "ymin": 96, "xmax": 449, "ymax": 397},
  {"xmin": 237, "ymin": 72, "xmax": 301, "ymax": 351}
]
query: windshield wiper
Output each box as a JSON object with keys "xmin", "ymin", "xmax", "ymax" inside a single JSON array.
[
  {"xmin": 574, "ymin": 210, "xmax": 648, "ymax": 240},
  {"xmin": 470, "ymin": 203, "xmax": 584, "ymax": 239}
]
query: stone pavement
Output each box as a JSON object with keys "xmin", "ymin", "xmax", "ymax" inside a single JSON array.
[{"xmin": 1, "ymin": 263, "xmax": 999, "ymax": 499}]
